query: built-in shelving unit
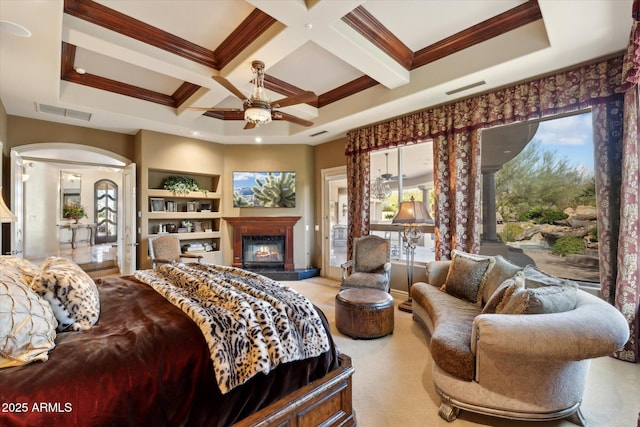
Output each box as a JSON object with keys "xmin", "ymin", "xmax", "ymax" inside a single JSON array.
[{"xmin": 140, "ymin": 169, "xmax": 222, "ymax": 268}]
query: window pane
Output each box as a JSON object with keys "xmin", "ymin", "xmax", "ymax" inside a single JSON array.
[
  {"xmin": 369, "ymin": 142, "xmax": 435, "ymax": 264},
  {"xmin": 488, "ymin": 112, "xmax": 599, "ymax": 283}
]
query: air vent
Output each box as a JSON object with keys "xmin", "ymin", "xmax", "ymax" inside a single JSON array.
[
  {"xmin": 37, "ymin": 103, "xmax": 92, "ymax": 121},
  {"xmin": 445, "ymin": 80, "xmax": 486, "ymax": 96},
  {"xmin": 310, "ymin": 130, "xmax": 328, "ymax": 137}
]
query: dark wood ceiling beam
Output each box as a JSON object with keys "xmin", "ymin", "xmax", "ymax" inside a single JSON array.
[
  {"xmin": 60, "ymin": 42, "xmax": 76, "ymax": 77},
  {"xmin": 412, "ymin": 0, "xmax": 542, "ymax": 68},
  {"xmin": 173, "ymin": 82, "xmax": 202, "ymax": 107},
  {"xmin": 318, "ymin": 75, "xmax": 379, "ymax": 107},
  {"xmin": 214, "ymin": 9, "xmax": 278, "ymax": 70},
  {"xmin": 62, "ymin": 43, "xmax": 176, "ymax": 107},
  {"xmin": 64, "ymin": 0, "xmax": 218, "ymax": 68},
  {"xmin": 342, "ymin": 6, "xmax": 413, "ymax": 70},
  {"xmin": 63, "ymin": 71, "xmax": 176, "ymax": 107}
]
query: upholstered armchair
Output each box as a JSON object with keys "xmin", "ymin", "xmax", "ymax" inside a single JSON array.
[
  {"xmin": 340, "ymin": 235, "xmax": 391, "ymax": 292},
  {"xmin": 148, "ymin": 235, "xmax": 203, "ymax": 267}
]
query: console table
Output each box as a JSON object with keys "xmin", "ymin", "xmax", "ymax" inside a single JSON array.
[{"xmin": 59, "ymin": 223, "xmax": 97, "ymax": 249}]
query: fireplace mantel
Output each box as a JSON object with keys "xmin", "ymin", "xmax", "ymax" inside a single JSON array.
[{"xmin": 223, "ymin": 216, "xmax": 301, "ymax": 270}]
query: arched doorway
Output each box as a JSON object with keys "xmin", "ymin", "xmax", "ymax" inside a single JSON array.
[{"xmin": 11, "ymin": 143, "xmax": 137, "ymax": 274}]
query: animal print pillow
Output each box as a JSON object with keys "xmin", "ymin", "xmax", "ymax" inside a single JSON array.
[{"xmin": 30, "ymin": 257, "xmax": 100, "ymax": 332}]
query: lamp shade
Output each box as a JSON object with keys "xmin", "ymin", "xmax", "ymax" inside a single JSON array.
[
  {"xmin": 392, "ymin": 196, "xmax": 431, "ymax": 224},
  {"xmin": 0, "ymin": 187, "xmax": 17, "ymax": 223}
]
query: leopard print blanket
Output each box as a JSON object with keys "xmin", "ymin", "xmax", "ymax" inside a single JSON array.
[{"xmin": 134, "ymin": 263, "xmax": 330, "ymax": 394}]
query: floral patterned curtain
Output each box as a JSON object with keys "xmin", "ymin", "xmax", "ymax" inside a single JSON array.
[
  {"xmin": 595, "ymin": 0, "xmax": 640, "ymax": 362},
  {"xmin": 346, "ymin": 56, "xmax": 624, "ymax": 260}
]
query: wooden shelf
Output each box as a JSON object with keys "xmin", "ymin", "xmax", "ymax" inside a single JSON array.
[
  {"xmin": 147, "ymin": 211, "xmax": 222, "ymax": 220},
  {"xmin": 147, "ymin": 189, "xmax": 220, "ymax": 199},
  {"xmin": 148, "ymin": 231, "xmax": 221, "ymax": 240}
]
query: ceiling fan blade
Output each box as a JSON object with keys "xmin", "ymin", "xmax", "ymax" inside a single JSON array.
[
  {"xmin": 273, "ymin": 111, "xmax": 313, "ymax": 127},
  {"xmin": 211, "ymin": 76, "xmax": 248, "ymax": 101},
  {"xmin": 271, "ymin": 91, "xmax": 317, "ymax": 108},
  {"xmin": 203, "ymin": 110, "xmax": 245, "ymax": 120},
  {"xmin": 188, "ymin": 107, "xmax": 242, "ymax": 112},
  {"xmin": 244, "ymin": 122, "xmax": 257, "ymax": 130}
]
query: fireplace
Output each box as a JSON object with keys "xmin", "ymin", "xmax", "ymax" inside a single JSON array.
[
  {"xmin": 242, "ymin": 235, "xmax": 285, "ymax": 270},
  {"xmin": 224, "ymin": 216, "xmax": 300, "ymax": 271}
]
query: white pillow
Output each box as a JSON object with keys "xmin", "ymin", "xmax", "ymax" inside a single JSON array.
[{"xmin": 0, "ymin": 268, "xmax": 57, "ymax": 368}]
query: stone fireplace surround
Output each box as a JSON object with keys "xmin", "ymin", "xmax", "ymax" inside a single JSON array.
[{"xmin": 223, "ymin": 216, "xmax": 318, "ymax": 280}]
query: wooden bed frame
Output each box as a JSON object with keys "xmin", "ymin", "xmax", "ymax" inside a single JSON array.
[{"xmin": 235, "ymin": 353, "xmax": 356, "ymax": 427}]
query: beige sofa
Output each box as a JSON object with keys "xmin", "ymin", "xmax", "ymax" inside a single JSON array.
[{"xmin": 411, "ymin": 251, "xmax": 630, "ymax": 425}]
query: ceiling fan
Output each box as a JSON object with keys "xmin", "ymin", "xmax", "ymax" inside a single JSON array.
[{"xmin": 191, "ymin": 60, "xmax": 317, "ymax": 130}]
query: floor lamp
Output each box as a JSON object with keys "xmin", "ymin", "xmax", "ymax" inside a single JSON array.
[{"xmin": 392, "ymin": 196, "xmax": 431, "ymax": 312}]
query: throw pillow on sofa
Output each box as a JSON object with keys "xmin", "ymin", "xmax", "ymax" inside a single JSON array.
[
  {"xmin": 482, "ymin": 271, "xmax": 525, "ymax": 314},
  {"xmin": 481, "ymin": 255, "xmax": 523, "ymax": 304},
  {"xmin": 522, "ymin": 265, "xmax": 577, "ymax": 288},
  {"xmin": 441, "ymin": 250, "xmax": 495, "ymax": 305},
  {"xmin": 498, "ymin": 282, "xmax": 578, "ymax": 314}
]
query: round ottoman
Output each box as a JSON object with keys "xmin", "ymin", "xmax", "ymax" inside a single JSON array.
[{"xmin": 335, "ymin": 288, "xmax": 394, "ymax": 339}]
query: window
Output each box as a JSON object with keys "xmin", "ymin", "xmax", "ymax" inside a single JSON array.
[
  {"xmin": 95, "ymin": 179, "xmax": 118, "ymax": 244},
  {"xmin": 488, "ymin": 111, "xmax": 599, "ymax": 283},
  {"xmin": 369, "ymin": 142, "xmax": 435, "ymax": 264}
]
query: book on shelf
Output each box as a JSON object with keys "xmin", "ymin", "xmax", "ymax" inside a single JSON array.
[{"xmin": 182, "ymin": 243, "xmax": 205, "ymax": 253}]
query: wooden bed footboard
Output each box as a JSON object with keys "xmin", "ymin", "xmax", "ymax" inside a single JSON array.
[{"xmin": 234, "ymin": 353, "xmax": 356, "ymax": 427}]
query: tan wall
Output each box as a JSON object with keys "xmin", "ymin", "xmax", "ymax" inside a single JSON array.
[
  {"xmin": 223, "ymin": 144, "xmax": 315, "ymax": 269},
  {"xmin": 312, "ymin": 137, "xmax": 347, "ymax": 269},
  {"xmin": 0, "ymin": 113, "xmax": 350, "ymax": 271},
  {"xmin": 137, "ymin": 130, "xmax": 225, "ymax": 268},
  {"xmin": 6, "ymin": 116, "xmax": 135, "ymax": 160}
]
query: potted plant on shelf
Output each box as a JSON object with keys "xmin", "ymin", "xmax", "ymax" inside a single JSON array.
[
  {"xmin": 162, "ymin": 176, "xmax": 207, "ymax": 195},
  {"xmin": 63, "ymin": 202, "xmax": 88, "ymax": 223}
]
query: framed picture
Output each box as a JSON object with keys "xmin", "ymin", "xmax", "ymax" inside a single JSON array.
[
  {"xmin": 232, "ymin": 171, "xmax": 296, "ymax": 208},
  {"xmin": 149, "ymin": 197, "xmax": 165, "ymax": 212},
  {"xmin": 187, "ymin": 201, "xmax": 198, "ymax": 212}
]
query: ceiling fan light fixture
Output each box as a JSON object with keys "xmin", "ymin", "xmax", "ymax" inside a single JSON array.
[
  {"xmin": 244, "ymin": 60, "xmax": 272, "ymax": 126},
  {"xmin": 244, "ymin": 99, "xmax": 272, "ymax": 126}
]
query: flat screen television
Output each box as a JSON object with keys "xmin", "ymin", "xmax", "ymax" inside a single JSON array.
[{"xmin": 232, "ymin": 171, "xmax": 296, "ymax": 208}]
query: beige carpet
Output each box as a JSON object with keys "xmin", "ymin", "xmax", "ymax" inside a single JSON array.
[{"xmin": 284, "ymin": 278, "xmax": 640, "ymax": 427}]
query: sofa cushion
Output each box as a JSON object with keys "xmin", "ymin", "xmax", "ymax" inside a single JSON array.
[
  {"xmin": 482, "ymin": 255, "xmax": 523, "ymax": 304},
  {"xmin": 441, "ymin": 250, "xmax": 495, "ymax": 305},
  {"xmin": 522, "ymin": 265, "xmax": 577, "ymax": 288},
  {"xmin": 499, "ymin": 283, "xmax": 578, "ymax": 314},
  {"xmin": 482, "ymin": 271, "xmax": 525, "ymax": 314},
  {"xmin": 412, "ymin": 282, "xmax": 481, "ymax": 381},
  {"xmin": 342, "ymin": 272, "xmax": 389, "ymax": 291}
]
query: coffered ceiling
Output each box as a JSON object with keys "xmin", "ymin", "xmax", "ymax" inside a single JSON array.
[{"xmin": 0, "ymin": 0, "xmax": 633, "ymax": 146}]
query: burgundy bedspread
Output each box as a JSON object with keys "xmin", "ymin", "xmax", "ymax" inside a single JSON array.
[{"xmin": 0, "ymin": 275, "xmax": 338, "ymax": 427}]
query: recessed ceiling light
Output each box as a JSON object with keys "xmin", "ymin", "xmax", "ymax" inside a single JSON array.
[
  {"xmin": 0, "ymin": 20, "xmax": 32, "ymax": 37},
  {"xmin": 255, "ymin": 137, "xmax": 262, "ymax": 143},
  {"xmin": 305, "ymin": 23, "xmax": 313, "ymax": 30},
  {"xmin": 75, "ymin": 67, "xmax": 86, "ymax": 75}
]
